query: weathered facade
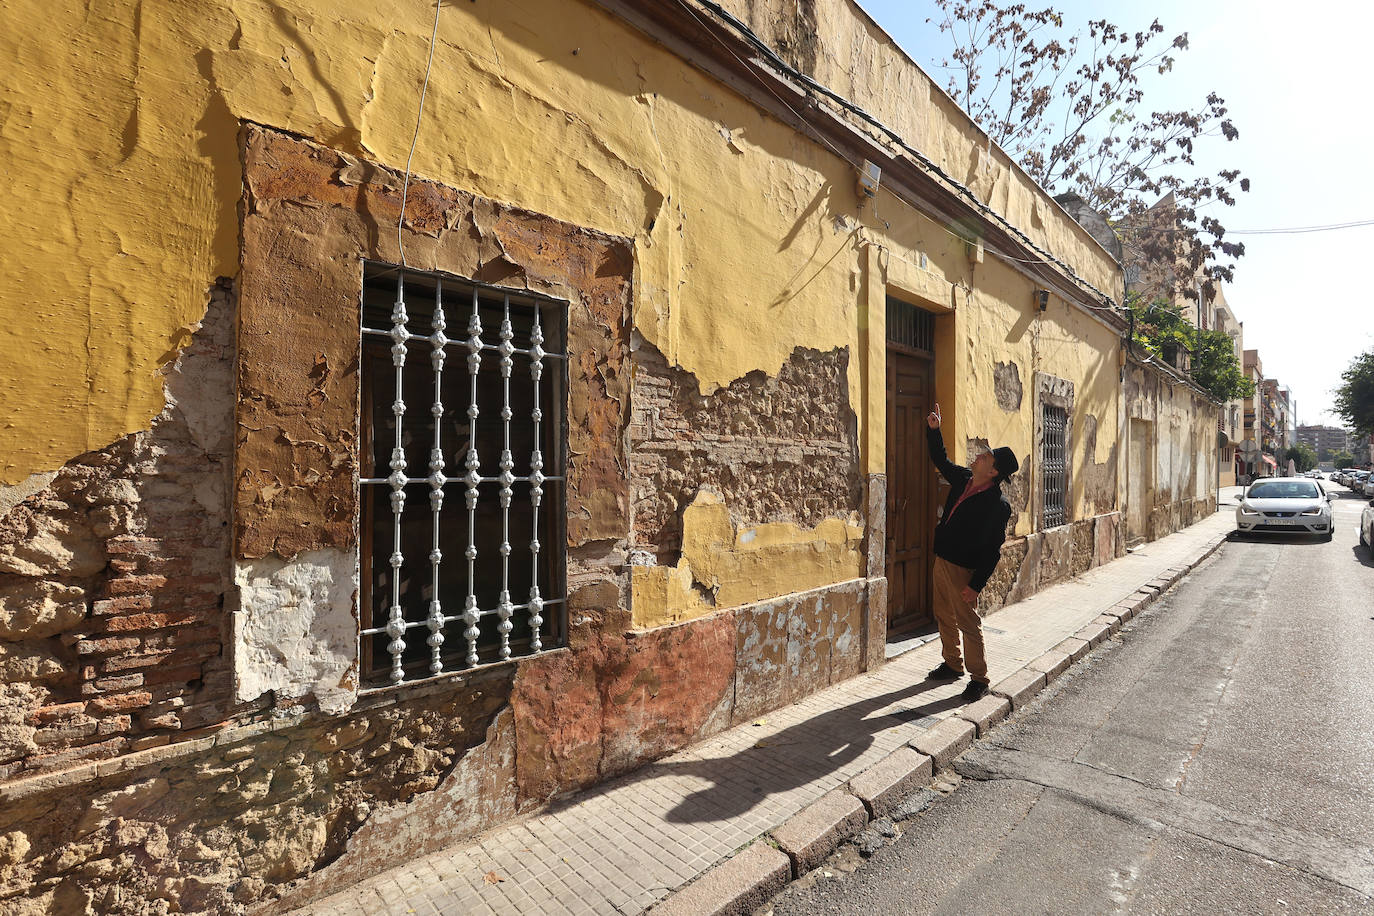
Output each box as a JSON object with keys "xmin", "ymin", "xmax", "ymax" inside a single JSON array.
[{"xmin": 1, "ymin": 1, "xmax": 1217, "ymax": 912}]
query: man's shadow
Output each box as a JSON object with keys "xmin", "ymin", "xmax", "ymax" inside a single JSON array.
[{"xmin": 550, "ymin": 675, "xmax": 968, "ymax": 824}]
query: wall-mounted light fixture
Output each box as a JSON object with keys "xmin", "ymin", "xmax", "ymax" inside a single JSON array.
[{"xmin": 1034, "ymin": 289, "xmax": 1050, "ymax": 311}]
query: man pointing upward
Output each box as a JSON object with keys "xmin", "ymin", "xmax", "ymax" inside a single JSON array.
[{"xmin": 924, "ymin": 403, "xmax": 1019, "ymax": 701}]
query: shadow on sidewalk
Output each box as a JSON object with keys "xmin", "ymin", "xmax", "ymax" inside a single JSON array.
[{"xmin": 547, "ymin": 675, "xmax": 966, "ymax": 825}]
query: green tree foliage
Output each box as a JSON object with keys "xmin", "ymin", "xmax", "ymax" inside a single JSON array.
[
  {"xmin": 929, "ymin": 1, "xmax": 1247, "ymax": 299},
  {"xmin": 1126, "ymin": 295, "xmax": 1254, "ymax": 401},
  {"xmin": 1333, "ymin": 451, "xmax": 1355, "ymax": 470},
  {"xmin": 1333, "ymin": 349, "xmax": 1374, "ymax": 439},
  {"xmin": 1283, "ymin": 443, "xmax": 1317, "ymax": 473}
]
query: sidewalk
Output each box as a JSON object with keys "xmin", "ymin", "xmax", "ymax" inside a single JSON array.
[{"xmin": 292, "ymin": 498, "xmax": 1240, "ymax": 916}]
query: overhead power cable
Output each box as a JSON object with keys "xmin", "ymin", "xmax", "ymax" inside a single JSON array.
[
  {"xmin": 397, "ymin": 0, "xmax": 443, "ymax": 268},
  {"xmin": 676, "ymin": 0, "xmax": 1124, "ymax": 314},
  {"xmin": 1119, "ymin": 218, "xmax": 1374, "ymax": 236}
]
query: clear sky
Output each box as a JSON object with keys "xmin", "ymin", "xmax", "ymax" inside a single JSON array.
[{"xmin": 857, "ymin": 0, "xmax": 1373, "ymax": 426}]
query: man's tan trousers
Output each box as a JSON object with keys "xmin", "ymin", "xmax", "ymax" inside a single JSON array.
[{"xmin": 932, "ymin": 557, "xmax": 988, "ymax": 683}]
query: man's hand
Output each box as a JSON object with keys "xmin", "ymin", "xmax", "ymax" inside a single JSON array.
[
  {"xmin": 926, "ymin": 402, "xmax": 942, "ymax": 429},
  {"xmin": 960, "ymin": 585, "xmax": 979, "ymax": 604}
]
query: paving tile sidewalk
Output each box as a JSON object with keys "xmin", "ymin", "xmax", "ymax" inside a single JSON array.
[{"xmin": 292, "ymin": 501, "xmax": 1239, "ymax": 916}]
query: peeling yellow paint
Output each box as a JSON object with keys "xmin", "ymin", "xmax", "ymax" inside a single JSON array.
[
  {"xmin": 0, "ymin": 0, "xmax": 1120, "ymax": 487},
  {"xmin": 631, "ymin": 492, "xmax": 864, "ymax": 629}
]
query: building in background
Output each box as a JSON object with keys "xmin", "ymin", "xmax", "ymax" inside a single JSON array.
[
  {"xmin": 1241, "ymin": 350, "xmax": 1275, "ymax": 478},
  {"xmin": 1296, "ymin": 425, "xmax": 1355, "ymax": 465},
  {"xmin": 1264, "ymin": 380, "xmax": 1294, "ymax": 455},
  {"xmin": 1212, "ymin": 290, "xmax": 1244, "ymax": 486}
]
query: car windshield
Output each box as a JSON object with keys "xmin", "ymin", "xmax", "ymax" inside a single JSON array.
[{"xmin": 1247, "ymin": 481, "xmax": 1319, "ymax": 499}]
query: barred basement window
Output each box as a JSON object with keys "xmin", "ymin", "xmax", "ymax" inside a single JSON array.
[
  {"xmin": 1042, "ymin": 404, "xmax": 1068, "ymax": 528},
  {"xmin": 359, "ymin": 263, "xmax": 567, "ymax": 687}
]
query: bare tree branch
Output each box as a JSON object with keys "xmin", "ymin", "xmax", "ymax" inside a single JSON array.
[{"xmin": 931, "ymin": 0, "xmax": 1246, "ymax": 300}]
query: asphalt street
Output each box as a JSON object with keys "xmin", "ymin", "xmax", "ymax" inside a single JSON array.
[{"xmin": 768, "ymin": 485, "xmax": 1374, "ymax": 915}]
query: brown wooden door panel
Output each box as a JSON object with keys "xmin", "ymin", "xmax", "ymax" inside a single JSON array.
[{"xmin": 886, "ymin": 346, "xmax": 933, "ymax": 629}]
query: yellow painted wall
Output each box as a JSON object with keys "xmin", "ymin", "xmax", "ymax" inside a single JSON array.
[
  {"xmin": 871, "ymin": 186, "xmax": 1122, "ymax": 538},
  {"xmin": 631, "ymin": 492, "xmax": 864, "ymax": 629},
  {"xmin": 0, "ymin": 0, "xmax": 1124, "ymax": 623}
]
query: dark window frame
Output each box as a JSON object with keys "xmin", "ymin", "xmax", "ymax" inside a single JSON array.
[{"xmin": 1042, "ymin": 403, "xmax": 1068, "ymax": 528}]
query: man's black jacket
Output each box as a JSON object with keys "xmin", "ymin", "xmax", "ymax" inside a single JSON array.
[{"xmin": 926, "ymin": 426, "xmax": 1012, "ymax": 592}]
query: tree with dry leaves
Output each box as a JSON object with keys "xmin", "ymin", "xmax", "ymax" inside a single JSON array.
[{"xmin": 929, "ymin": 0, "xmax": 1247, "ymax": 299}]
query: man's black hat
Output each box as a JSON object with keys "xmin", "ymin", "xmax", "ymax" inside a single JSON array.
[{"xmin": 992, "ymin": 447, "xmax": 1019, "ymax": 480}]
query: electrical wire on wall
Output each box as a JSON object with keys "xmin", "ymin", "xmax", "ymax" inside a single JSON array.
[
  {"xmin": 398, "ymin": 0, "xmax": 444, "ymax": 268},
  {"xmin": 673, "ymin": 0, "xmax": 1124, "ymax": 318}
]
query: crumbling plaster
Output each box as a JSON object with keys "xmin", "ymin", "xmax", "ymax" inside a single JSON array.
[
  {"xmin": 232, "ymin": 550, "xmax": 358, "ymax": 714},
  {"xmin": 2, "ymin": 0, "xmax": 1123, "ymax": 491},
  {"xmin": 630, "ymin": 492, "xmax": 864, "ymax": 629}
]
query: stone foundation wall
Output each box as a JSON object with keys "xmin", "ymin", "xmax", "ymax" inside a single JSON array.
[
  {"xmin": 1149, "ymin": 496, "xmax": 1217, "ymax": 542},
  {"xmin": 977, "ymin": 511, "xmax": 1125, "ymax": 612},
  {"xmin": 0, "ymin": 574, "xmax": 879, "ymax": 915}
]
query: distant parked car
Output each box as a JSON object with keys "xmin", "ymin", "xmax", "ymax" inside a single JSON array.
[
  {"xmin": 1235, "ymin": 477, "xmax": 1335, "ymax": 541},
  {"xmin": 1362, "ymin": 498, "xmax": 1374, "ymax": 549}
]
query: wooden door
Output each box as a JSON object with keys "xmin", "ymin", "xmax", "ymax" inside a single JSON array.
[{"xmin": 886, "ymin": 346, "xmax": 934, "ymax": 630}]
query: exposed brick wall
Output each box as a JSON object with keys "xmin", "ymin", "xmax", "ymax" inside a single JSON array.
[
  {"xmin": 628, "ymin": 335, "xmax": 862, "ymax": 562},
  {"xmin": 0, "ymin": 280, "xmax": 238, "ymax": 780}
]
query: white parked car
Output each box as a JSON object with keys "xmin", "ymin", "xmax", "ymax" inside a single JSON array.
[
  {"xmin": 1362, "ymin": 498, "xmax": 1374, "ymax": 549},
  {"xmin": 1235, "ymin": 477, "xmax": 1335, "ymax": 541}
]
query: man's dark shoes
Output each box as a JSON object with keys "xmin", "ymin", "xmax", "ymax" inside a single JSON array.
[
  {"xmin": 927, "ymin": 662, "xmax": 963, "ymax": 681},
  {"xmin": 960, "ymin": 679, "xmax": 989, "ymax": 701}
]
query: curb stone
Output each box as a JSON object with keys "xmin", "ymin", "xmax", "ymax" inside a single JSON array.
[
  {"xmin": 650, "ymin": 842, "xmax": 791, "ymax": 916},
  {"xmin": 956, "ymin": 694, "xmax": 1011, "ymax": 736},
  {"xmin": 1091, "ymin": 614, "xmax": 1122, "ymax": 636},
  {"xmin": 769, "ymin": 790, "xmax": 867, "ymax": 876},
  {"xmin": 1073, "ymin": 621, "xmax": 1112, "ymax": 648},
  {"xmin": 848, "ymin": 748, "xmax": 933, "ymax": 819},
  {"xmin": 910, "ymin": 717, "xmax": 975, "ymax": 770},
  {"xmin": 990, "ymin": 668, "xmax": 1046, "ymax": 710},
  {"xmin": 1053, "ymin": 636, "xmax": 1091, "ymax": 662},
  {"xmin": 1025, "ymin": 650, "xmax": 1071, "ymax": 682}
]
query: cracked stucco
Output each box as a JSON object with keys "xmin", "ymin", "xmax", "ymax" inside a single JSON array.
[
  {"xmin": 1, "ymin": 0, "xmax": 1120, "ymax": 490},
  {"xmin": 631, "ymin": 491, "xmax": 864, "ymax": 628}
]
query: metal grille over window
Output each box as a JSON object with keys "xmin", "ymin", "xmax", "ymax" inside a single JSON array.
[
  {"xmin": 886, "ymin": 297, "xmax": 935, "ymax": 353},
  {"xmin": 360, "ymin": 263, "xmax": 567, "ymax": 687},
  {"xmin": 1042, "ymin": 404, "xmax": 1068, "ymax": 528}
]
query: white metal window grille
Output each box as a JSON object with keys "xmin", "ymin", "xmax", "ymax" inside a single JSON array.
[
  {"xmin": 1042, "ymin": 404, "xmax": 1068, "ymax": 528},
  {"xmin": 359, "ymin": 263, "xmax": 567, "ymax": 687}
]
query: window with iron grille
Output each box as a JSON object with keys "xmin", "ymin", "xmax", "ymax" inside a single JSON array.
[
  {"xmin": 886, "ymin": 296, "xmax": 935, "ymax": 353},
  {"xmin": 360, "ymin": 263, "xmax": 567, "ymax": 687},
  {"xmin": 1042, "ymin": 404, "xmax": 1068, "ymax": 528}
]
